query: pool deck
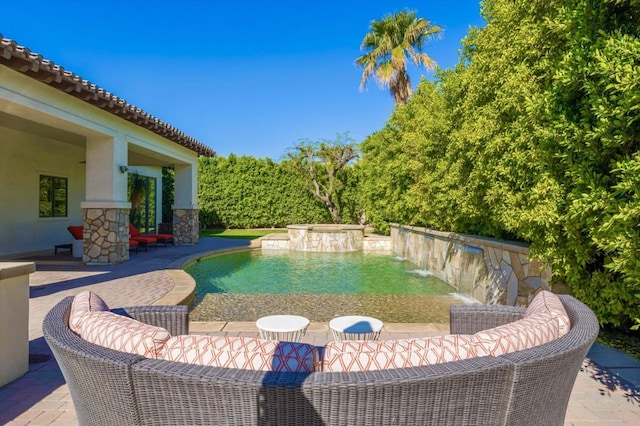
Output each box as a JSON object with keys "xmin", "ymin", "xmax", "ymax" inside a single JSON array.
[{"xmin": 1, "ymin": 237, "xmax": 639, "ymax": 425}]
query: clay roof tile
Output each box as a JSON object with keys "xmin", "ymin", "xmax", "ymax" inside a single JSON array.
[{"xmin": 0, "ymin": 34, "xmax": 215, "ymax": 157}]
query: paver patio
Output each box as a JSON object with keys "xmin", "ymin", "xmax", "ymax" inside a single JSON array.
[{"xmin": 1, "ymin": 237, "xmax": 638, "ymax": 425}]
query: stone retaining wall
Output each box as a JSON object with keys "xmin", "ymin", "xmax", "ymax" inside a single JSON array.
[
  {"xmin": 259, "ymin": 227, "xmax": 392, "ymax": 253},
  {"xmin": 391, "ymin": 224, "xmax": 551, "ymax": 306},
  {"xmin": 287, "ymin": 224, "xmax": 365, "ymax": 252}
]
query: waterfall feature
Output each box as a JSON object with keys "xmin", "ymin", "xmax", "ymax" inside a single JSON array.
[
  {"xmin": 457, "ymin": 244, "xmax": 484, "ymax": 298},
  {"xmin": 391, "ymin": 224, "xmax": 552, "ymax": 306}
]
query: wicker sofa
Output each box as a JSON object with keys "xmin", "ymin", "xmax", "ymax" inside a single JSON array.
[{"xmin": 43, "ymin": 295, "xmax": 598, "ymax": 426}]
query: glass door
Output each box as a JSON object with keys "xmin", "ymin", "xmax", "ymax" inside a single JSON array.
[{"xmin": 128, "ymin": 173, "xmax": 157, "ymax": 234}]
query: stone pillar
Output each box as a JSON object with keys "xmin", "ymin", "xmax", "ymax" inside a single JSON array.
[
  {"xmin": 173, "ymin": 208, "xmax": 199, "ymax": 244},
  {"xmin": 82, "ymin": 134, "xmax": 131, "ymax": 263},
  {"xmin": 173, "ymin": 163, "xmax": 199, "ymax": 245},
  {"xmin": 82, "ymin": 206, "xmax": 130, "ymax": 264}
]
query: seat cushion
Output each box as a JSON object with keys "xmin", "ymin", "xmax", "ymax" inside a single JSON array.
[
  {"xmin": 161, "ymin": 335, "xmax": 318, "ymax": 372},
  {"xmin": 80, "ymin": 311, "xmax": 170, "ymax": 358},
  {"xmin": 69, "ymin": 291, "xmax": 109, "ymax": 334},
  {"xmin": 524, "ymin": 290, "xmax": 571, "ymax": 335},
  {"xmin": 321, "ymin": 335, "xmax": 477, "ymax": 372},
  {"xmin": 473, "ymin": 311, "xmax": 560, "ymax": 357},
  {"xmin": 473, "ymin": 291, "xmax": 570, "ymax": 358},
  {"xmin": 130, "ymin": 236, "xmax": 157, "ymax": 244},
  {"xmin": 154, "ymin": 233, "xmax": 173, "ymax": 241}
]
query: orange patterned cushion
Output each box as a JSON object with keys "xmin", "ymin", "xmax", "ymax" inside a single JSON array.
[
  {"xmin": 161, "ymin": 335, "xmax": 318, "ymax": 372},
  {"xmin": 80, "ymin": 311, "xmax": 170, "ymax": 358},
  {"xmin": 69, "ymin": 291, "xmax": 109, "ymax": 334},
  {"xmin": 473, "ymin": 311, "xmax": 560, "ymax": 357},
  {"xmin": 525, "ymin": 290, "xmax": 571, "ymax": 335},
  {"xmin": 321, "ymin": 335, "xmax": 477, "ymax": 372}
]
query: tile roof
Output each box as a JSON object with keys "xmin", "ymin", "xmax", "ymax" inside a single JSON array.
[{"xmin": 0, "ymin": 35, "xmax": 215, "ymax": 157}]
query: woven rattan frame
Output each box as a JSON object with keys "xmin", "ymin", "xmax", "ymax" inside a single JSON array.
[{"xmin": 44, "ymin": 295, "xmax": 598, "ymax": 426}]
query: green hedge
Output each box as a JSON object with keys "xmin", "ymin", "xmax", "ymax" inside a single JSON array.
[{"xmin": 198, "ymin": 155, "xmax": 331, "ymax": 228}]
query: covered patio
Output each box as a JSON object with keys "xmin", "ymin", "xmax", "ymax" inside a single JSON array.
[{"xmin": 0, "ymin": 35, "xmax": 214, "ymax": 264}]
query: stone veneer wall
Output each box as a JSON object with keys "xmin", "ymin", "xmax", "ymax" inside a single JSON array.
[
  {"xmin": 391, "ymin": 224, "xmax": 551, "ymax": 306},
  {"xmin": 259, "ymin": 232, "xmax": 392, "ymax": 252},
  {"xmin": 287, "ymin": 224, "xmax": 365, "ymax": 252},
  {"xmin": 83, "ymin": 208, "xmax": 129, "ymax": 264},
  {"xmin": 173, "ymin": 208, "xmax": 199, "ymax": 244}
]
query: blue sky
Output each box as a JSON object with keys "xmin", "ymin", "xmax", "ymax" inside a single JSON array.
[{"xmin": 2, "ymin": 1, "xmax": 484, "ymax": 159}]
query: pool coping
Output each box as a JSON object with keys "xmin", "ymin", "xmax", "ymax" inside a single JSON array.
[{"xmin": 154, "ymin": 246, "xmax": 257, "ymax": 306}]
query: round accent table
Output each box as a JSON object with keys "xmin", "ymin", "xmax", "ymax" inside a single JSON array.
[
  {"xmin": 329, "ymin": 315, "xmax": 384, "ymax": 341},
  {"xmin": 256, "ymin": 315, "xmax": 310, "ymax": 342}
]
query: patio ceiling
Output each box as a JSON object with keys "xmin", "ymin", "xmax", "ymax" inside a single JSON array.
[
  {"xmin": 0, "ymin": 35, "xmax": 215, "ymax": 158},
  {"xmin": 0, "ymin": 110, "xmax": 187, "ymax": 167}
]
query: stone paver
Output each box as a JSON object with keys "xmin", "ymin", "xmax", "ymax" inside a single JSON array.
[{"xmin": 1, "ymin": 237, "xmax": 638, "ymax": 425}]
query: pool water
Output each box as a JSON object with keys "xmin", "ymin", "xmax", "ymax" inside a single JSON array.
[
  {"xmin": 186, "ymin": 250, "xmax": 454, "ymax": 296},
  {"xmin": 185, "ymin": 249, "xmax": 468, "ymax": 323}
]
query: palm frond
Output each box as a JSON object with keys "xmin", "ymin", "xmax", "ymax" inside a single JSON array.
[{"xmin": 356, "ymin": 8, "xmax": 443, "ymax": 104}]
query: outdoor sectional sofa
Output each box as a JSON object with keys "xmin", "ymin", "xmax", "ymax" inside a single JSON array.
[{"xmin": 43, "ymin": 291, "xmax": 598, "ymax": 426}]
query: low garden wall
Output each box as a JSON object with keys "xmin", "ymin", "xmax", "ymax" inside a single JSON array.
[
  {"xmin": 259, "ymin": 225, "xmax": 392, "ymax": 253},
  {"xmin": 390, "ymin": 224, "xmax": 551, "ymax": 306}
]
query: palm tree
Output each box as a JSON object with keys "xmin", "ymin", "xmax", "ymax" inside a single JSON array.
[{"xmin": 356, "ymin": 10, "xmax": 442, "ymax": 105}]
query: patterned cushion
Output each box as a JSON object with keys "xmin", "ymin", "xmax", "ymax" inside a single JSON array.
[
  {"xmin": 473, "ymin": 311, "xmax": 560, "ymax": 357},
  {"xmin": 525, "ymin": 290, "xmax": 571, "ymax": 335},
  {"xmin": 161, "ymin": 335, "xmax": 318, "ymax": 372},
  {"xmin": 69, "ymin": 291, "xmax": 109, "ymax": 334},
  {"xmin": 80, "ymin": 311, "xmax": 170, "ymax": 358},
  {"xmin": 321, "ymin": 335, "xmax": 477, "ymax": 372}
]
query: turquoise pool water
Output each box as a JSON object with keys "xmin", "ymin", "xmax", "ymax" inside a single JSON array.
[
  {"xmin": 186, "ymin": 249, "xmax": 467, "ymax": 322},
  {"xmin": 186, "ymin": 249, "xmax": 453, "ymax": 297}
]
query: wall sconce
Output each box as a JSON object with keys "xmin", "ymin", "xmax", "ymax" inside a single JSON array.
[{"xmin": 119, "ymin": 165, "xmax": 129, "ymax": 173}]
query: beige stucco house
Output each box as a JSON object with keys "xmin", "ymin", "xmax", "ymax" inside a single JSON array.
[{"xmin": 0, "ymin": 35, "xmax": 215, "ymax": 264}]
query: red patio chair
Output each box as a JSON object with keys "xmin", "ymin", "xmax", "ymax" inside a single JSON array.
[
  {"xmin": 129, "ymin": 238, "xmax": 139, "ymax": 254},
  {"xmin": 128, "ymin": 224, "xmax": 158, "ymax": 250},
  {"xmin": 129, "ymin": 224, "xmax": 174, "ymax": 247}
]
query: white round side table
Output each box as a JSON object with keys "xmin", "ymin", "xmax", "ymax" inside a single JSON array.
[
  {"xmin": 256, "ymin": 315, "xmax": 310, "ymax": 342},
  {"xmin": 329, "ymin": 315, "xmax": 384, "ymax": 341}
]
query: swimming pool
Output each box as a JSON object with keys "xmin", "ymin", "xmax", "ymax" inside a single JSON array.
[{"xmin": 186, "ymin": 249, "xmax": 468, "ymax": 322}]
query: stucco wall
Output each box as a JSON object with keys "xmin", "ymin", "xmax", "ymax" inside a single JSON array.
[
  {"xmin": 390, "ymin": 224, "xmax": 552, "ymax": 306},
  {"xmin": 0, "ymin": 127, "xmax": 86, "ymax": 256}
]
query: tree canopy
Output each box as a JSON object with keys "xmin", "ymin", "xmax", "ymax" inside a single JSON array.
[
  {"xmin": 356, "ymin": 9, "xmax": 442, "ymax": 105},
  {"xmin": 287, "ymin": 133, "xmax": 360, "ymax": 224}
]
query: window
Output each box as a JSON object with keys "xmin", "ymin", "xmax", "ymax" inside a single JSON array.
[{"xmin": 39, "ymin": 175, "xmax": 68, "ymax": 217}]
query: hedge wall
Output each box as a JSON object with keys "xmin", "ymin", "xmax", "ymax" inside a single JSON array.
[{"xmin": 198, "ymin": 155, "xmax": 331, "ymax": 228}]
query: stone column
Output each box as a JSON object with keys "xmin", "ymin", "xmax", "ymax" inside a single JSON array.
[
  {"xmin": 173, "ymin": 163, "xmax": 199, "ymax": 245},
  {"xmin": 82, "ymin": 205, "xmax": 130, "ymax": 264},
  {"xmin": 82, "ymin": 134, "xmax": 131, "ymax": 263},
  {"xmin": 173, "ymin": 207, "xmax": 199, "ymax": 244}
]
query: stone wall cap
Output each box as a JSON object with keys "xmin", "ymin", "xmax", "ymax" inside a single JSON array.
[
  {"xmin": 390, "ymin": 223, "xmax": 530, "ymax": 254},
  {"xmin": 287, "ymin": 224, "xmax": 366, "ymax": 231},
  {"xmin": 0, "ymin": 262, "xmax": 36, "ymax": 280},
  {"xmin": 259, "ymin": 233, "xmax": 290, "ymax": 240}
]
